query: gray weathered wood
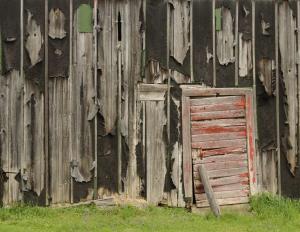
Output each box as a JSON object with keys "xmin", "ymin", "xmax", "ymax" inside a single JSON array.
[
  {"xmin": 182, "ymin": 96, "xmax": 193, "ymax": 202},
  {"xmin": 145, "ymin": 101, "xmax": 167, "ymax": 205},
  {"xmin": 279, "ymin": 2, "xmax": 298, "ymax": 175},
  {"xmin": 198, "ymin": 165, "xmax": 221, "ymax": 217}
]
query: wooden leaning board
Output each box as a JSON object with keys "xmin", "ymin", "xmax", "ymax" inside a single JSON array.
[{"xmin": 181, "ymin": 87, "xmax": 256, "ymax": 208}]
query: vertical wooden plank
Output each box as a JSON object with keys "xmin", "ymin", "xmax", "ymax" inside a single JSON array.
[
  {"xmin": 239, "ymin": 0, "xmax": 253, "ymax": 87},
  {"xmin": 93, "ymin": 0, "xmax": 98, "ymax": 200},
  {"xmin": 246, "ymin": 92, "xmax": 257, "ymax": 195},
  {"xmin": 215, "ymin": 0, "xmax": 236, "ymax": 87},
  {"xmin": 70, "ymin": 0, "xmax": 95, "ymax": 202},
  {"xmin": 278, "ymin": 1, "xmax": 298, "ymax": 176},
  {"xmin": 255, "ymin": 0, "xmax": 277, "ymax": 192},
  {"xmin": 193, "ymin": 0, "xmax": 213, "ymax": 85},
  {"xmin": 275, "ymin": 0, "xmax": 281, "ymax": 195},
  {"xmin": 235, "ymin": 0, "xmax": 239, "ymax": 87},
  {"xmin": 182, "ymin": 96, "xmax": 192, "ymax": 202},
  {"xmin": 169, "ymin": 0, "xmax": 191, "ymax": 84},
  {"xmin": 69, "ymin": 0, "xmax": 74, "ymax": 204},
  {"xmin": 212, "ymin": 0, "xmax": 216, "ymax": 87},
  {"xmin": 145, "ymin": 101, "xmax": 167, "ymax": 204},
  {"xmin": 44, "ymin": 0, "xmax": 49, "ymax": 205},
  {"xmin": 0, "ymin": 0, "xmax": 23, "ymax": 206},
  {"xmin": 145, "ymin": 0, "xmax": 168, "ymax": 84}
]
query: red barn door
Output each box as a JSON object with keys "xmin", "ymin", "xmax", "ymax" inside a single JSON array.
[{"xmin": 181, "ymin": 87, "xmax": 256, "ymax": 208}]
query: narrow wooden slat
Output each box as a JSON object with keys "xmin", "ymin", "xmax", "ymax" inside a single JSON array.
[
  {"xmin": 191, "ymin": 119, "xmax": 246, "ymax": 128},
  {"xmin": 181, "ymin": 87, "xmax": 252, "ymax": 97},
  {"xmin": 196, "ymin": 197, "xmax": 249, "ymax": 208},
  {"xmin": 191, "ymin": 102, "xmax": 244, "ymax": 113},
  {"xmin": 196, "ymin": 189, "xmax": 249, "ymax": 201},
  {"xmin": 192, "ymin": 131, "xmax": 246, "ymax": 142},
  {"xmin": 182, "ymin": 96, "xmax": 193, "ymax": 200},
  {"xmin": 192, "ymin": 125, "xmax": 246, "ymax": 135},
  {"xmin": 138, "ymin": 83, "xmax": 168, "ymax": 92},
  {"xmin": 194, "ymin": 160, "xmax": 248, "ymax": 171},
  {"xmin": 193, "ymin": 153, "xmax": 248, "ymax": 163},
  {"xmin": 195, "ymin": 183, "xmax": 249, "ymax": 194},
  {"xmin": 194, "ymin": 176, "xmax": 249, "ymax": 187},
  {"xmin": 207, "ymin": 167, "xmax": 248, "ymax": 179},
  {"xmin": 192, "ymin": 138, "xmax": 246, "ymax": 149},
  {"xmin": 191, "ymin": 109, "xmax": 245, "ymax": 121},
  {"xmin": 245, "ymin": 93, "xmax": 257, "ymax": 194},
  {"xmin": 190, "ymin": 96, "xmax": 244, "ymax": 107}
]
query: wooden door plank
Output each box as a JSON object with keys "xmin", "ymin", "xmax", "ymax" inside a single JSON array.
[
  {"xmin": 191, "ymin": 109, "xmax": 245, "ymax": 121},
  {"xmin": 191, "ymin": 118, "xmax": 246, "ymax": 128},
  {"xmin": 192, "ymin": 138, "xmax": 247, "ymax": 149},
  {"xmin": 196, "ymin": 196, "xmax": 249, "ymax": 207},
  {"xmin": 194, "ymin": 176, "xmax": 249, "ymax": 188},
  {"xmin": 192, "ymin": 131, "xmax": 246, "ymax": 142},
  {"xmin": 193, "ymin": 152, "xmax": 247, "ymax": 163},
  {"xmin": 196, "ymin": 189, "xmax": 249, "ymax": 201},
  {"xmin": 192, "ymin": 125, "xmax": 246, "ymax": 135},
  {"xmin": 194, "ymin": 167, "xmax": 249, "ymax": 179},
  {"xmin": 195, "ymin": 183, "xmax": 249, "ymax": 194},
  {"xmin": 194, "ymin": 160, "xmax": 248, "ymax": 171},
  {"xmin": 181, "ymin": 86, "xmax": 252, "ymax": 97},
  {"xmin": 190, "ymin": 103, "xmax": 244, "ymax": 113},
  {"xmin": 190, "ymin": 96, "xmax": 244, "ymax": 106}
]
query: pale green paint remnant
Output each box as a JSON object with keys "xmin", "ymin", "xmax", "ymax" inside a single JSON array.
[
  {"xmin": 78, "ymin": 4, "xmax": 93, "ymax": 33},
  {"xmin": 215, "ymin": 8, "xmax": 222, "ymax": 31}
]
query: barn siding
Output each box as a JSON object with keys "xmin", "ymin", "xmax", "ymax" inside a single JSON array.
[{"xmin": 0, "ymin": 0, "xmax": 299, "ymax": 207}]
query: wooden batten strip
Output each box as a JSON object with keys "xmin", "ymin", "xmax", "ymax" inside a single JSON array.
[
  {"xmin": 212, "ymin": 0, "xmax": 216, "ymax": 86},
  {"xmin": 235, "ymin": 0, "xmax": 239, "ymax": 86},
  {"xmin": 93, "ymin": 0, "xmax": 98, "ymax": 200},
  {"xmin": 275, "ymin": 0, "xmax": 281, "ymax": 196},
  {"xmin": 44, "ymin": 0, "xmax": 50, "ymax": 206},
  {"xmin": 69, "ymin": 0, "xmax": 74, "ymax": 204}
]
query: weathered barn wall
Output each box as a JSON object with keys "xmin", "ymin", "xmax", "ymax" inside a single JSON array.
[{"xmin": 0, "ymin": 0, "xmax": 300, "ymax": 207}]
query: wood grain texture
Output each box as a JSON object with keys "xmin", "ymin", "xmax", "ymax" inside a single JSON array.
[
  {"xmin": 145, "ymin": 101, "xmax": 167, "ymax": 205},
  {"xmin": 189, "ymin": 92, "xmax": 255, "ymax": 208},
  {"xmin": 182, "ymin": 96, "xmax": 193, "ymax": 201}
]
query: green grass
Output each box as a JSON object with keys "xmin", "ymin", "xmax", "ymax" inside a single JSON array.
[{"xmin": 1, "ymin": 194, "xmax": 300, "ymax": 232}]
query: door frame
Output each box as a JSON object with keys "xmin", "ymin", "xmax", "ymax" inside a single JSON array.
[{"xmin": 181, "ymin": 86, "xmax": 257, "ymax": 202}]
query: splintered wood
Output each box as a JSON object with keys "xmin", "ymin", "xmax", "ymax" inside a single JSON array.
[{"xmin": 191, "ymin": 96, "xmax": 250, "ymax": 208}]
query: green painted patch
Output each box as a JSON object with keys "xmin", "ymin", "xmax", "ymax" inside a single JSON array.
[
  {"xmin": 78, "ymin": 4, "xmax": 93, "ymax": 33},
  {"xmin": 215, "ymin": 8, "xmax": 222, "ymax": 31}
]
